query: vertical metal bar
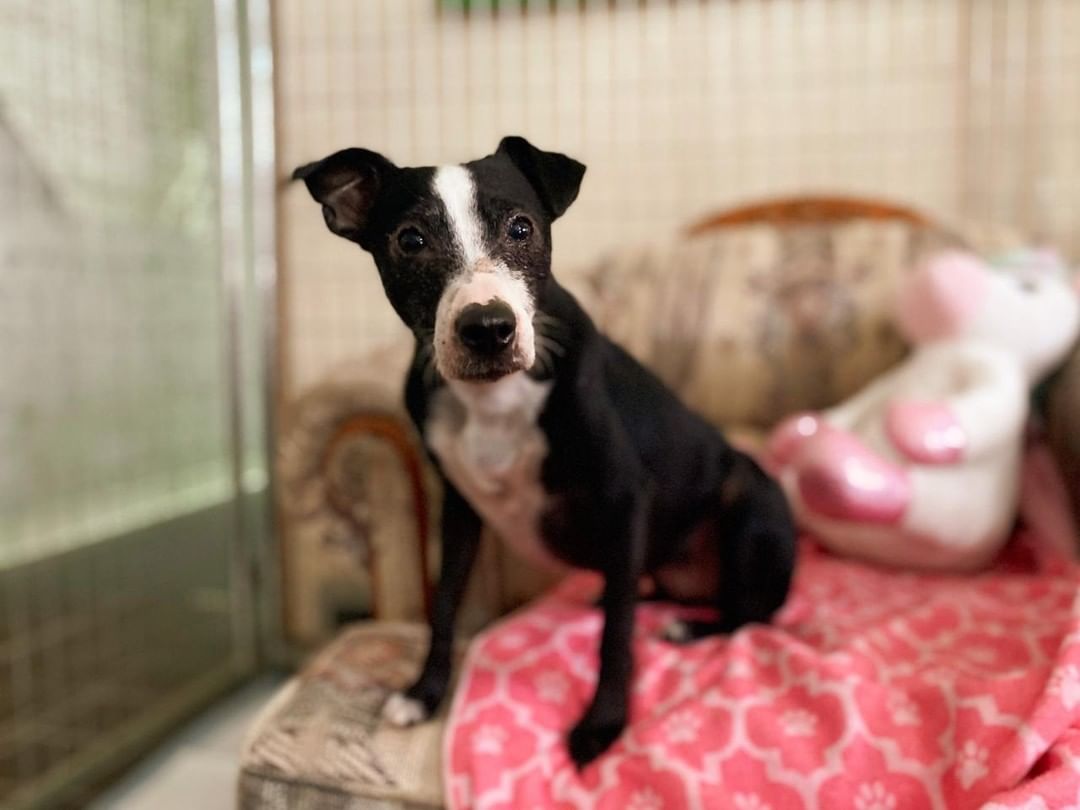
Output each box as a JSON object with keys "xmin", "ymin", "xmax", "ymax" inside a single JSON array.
[
  {"xmin": 213, "ymin": 0, "xmax": 258, "ymax": 674},
  {"xmin": 1019, "ymin": 0, "xmax": 1042, "ymax": 236},
  {"xmin": 247, "ymin": 0, "xmax": 285, "ymax": 664},
  {"xmin": 956, "ymin": 0, "xmax": 975, "ymax": 220}
]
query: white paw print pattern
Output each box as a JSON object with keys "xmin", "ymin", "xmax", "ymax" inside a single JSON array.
[
  {"xmin": 497, "ymin": 631, "xmax": 529, "ymax": 651},
  {"xmin": 627, "ymin": 787, "xmax": 664, "ymax": 810},
  {"xmin": 982, "ymin": 800, "xmax": 1050, "ymax": 810},
  {"xmin": 854, "ymin": 781, "xmax": 897, "ymax": 810},
  {"xmin": 733, "ymin": 793, "xmax": 772, "ymax": 810},
  {"xmin": 727, "ymin": 658, "xmax": 754, "ymax": 679},
  {"xmin": 924, "ymin": 667, "xmax": 956, "ymax": 688},
  {"xmin": 754, "ymin": 649, "xmax": 777, "ymax": 666},
  {"xmin": 664, "ymin": 709, "xmax": 703, "ymax": 744},
  {"xmin": 533, "ymin": 671, "xmax": 569, "ymax": 703},
  {"xmin": 956, "ymin": 740, "xmax": 989, "ymax": 789},
  {"xmin": 471, "ymin": 724, "xmax": 508, "ymax": 756},
  {"xmin": 1050, "ymin": 664, "xmax": 1080, "ymax": 711},
  {"xmin": 780, "ymin": 708, "xmax": 818, "ymax": 737},
  {"xmin": 963, "ymin": 645, "xmax": 999, "ymax": 666},
  {"xmin": 702, "ymin": 688, "xmax": 725, "ymax": 707},
  {"xmin": 886, "ymin": 692, "xmax": 920, "ymax": 726}
]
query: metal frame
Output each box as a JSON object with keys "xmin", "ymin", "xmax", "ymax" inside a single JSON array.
[
  {"xmin": 0, "ymin": 0, "xmax": 281, "ymax": 804},
  {"xmin": 214, "ymin": 0, "xmax": 285, "ymax": 668},
  {"xmin": 215, "ymin": 0, "xmax": 257, "ymax": 676},
  {"xmin": 247, "ymin": 0, "xmax": 289, "ymax": 666}
]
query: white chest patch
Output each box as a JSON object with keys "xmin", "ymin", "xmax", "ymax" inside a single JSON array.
[{"xmin": 425, "ymin": 373, "xmax": 567, "ymax": 573}]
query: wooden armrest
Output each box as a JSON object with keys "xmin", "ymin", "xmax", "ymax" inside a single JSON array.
[
  {"xmin": 686, "ymin": 195, "xmax": 930, "ymax": 236},
  {"xmin": 322, "ymin": 414, "xmax": 434, "ymax": 620}
]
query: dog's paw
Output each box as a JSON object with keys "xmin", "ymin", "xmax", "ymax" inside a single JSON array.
[
  {"xmin": 567, "ymin": 712, "xmax": 625, "ymax": 769},
  {"xmin": 382, "ymin": 692, "xmax": 429, "ymax": 727},
  {"xmin": 661, "ymin": 618, "xmax": 728, "ymax": 644},
  {"xmin": 661, "ymin": 620, "xmax": 692, "ymax": 644}
]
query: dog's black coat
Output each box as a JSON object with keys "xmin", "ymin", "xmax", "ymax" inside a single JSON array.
[{"xmin": 295, "ymin": 137, "xmax": 797, "ymax": 768}]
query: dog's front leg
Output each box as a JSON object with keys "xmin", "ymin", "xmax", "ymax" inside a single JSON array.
[
  {"xmin": 383, "ymin": 483, "xmax": 481, "ymax": 727},
  {"xmin": 567, "ymin": 488, "xmax": 649, "ymax": 768}
]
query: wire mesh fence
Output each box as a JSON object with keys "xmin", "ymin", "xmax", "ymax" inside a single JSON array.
[
  {"xmin": 273, "ymin": 0, "xmax": 1080, "ymax": 401},
  {"xmin": 0, "ymin": 1, "xmax": 261, "ymax": 805}
]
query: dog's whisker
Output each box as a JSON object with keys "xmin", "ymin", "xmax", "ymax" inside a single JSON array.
[
  {"xmin": 537, "ymin": 347, "xmax": 554, "ymax": 377},
  {"xmin": 423, "ymin": 357, "xmax": 440, "ymax": 388},
  {"xmin": 528, "ymin": 340, "xmax": 548, "ymax": 375},
  {"xmin": 536, "ymin": 334, "xmax": 567, "ymax": 357},
  {"xmin": 537, "ymin": 331, "xmax": 565, "ymax": 348},
  {"xmin": 533, "ymin": 312, "xmax": 569, "ymax": 334},
  {"xmin": 535, "ymin": 325, "xmax": 570, "ymax": 343}
]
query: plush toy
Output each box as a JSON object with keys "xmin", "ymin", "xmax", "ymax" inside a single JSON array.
[{"xmin": 767, "ymin": 249, "xmax": 1080, "ymax": 571}]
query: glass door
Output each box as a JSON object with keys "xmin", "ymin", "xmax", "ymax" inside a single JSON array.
[{"xmin": 0, "ymin": 0, "xmax": 271, "ymax": 805}]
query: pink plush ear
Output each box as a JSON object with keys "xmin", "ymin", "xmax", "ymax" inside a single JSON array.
[{"xmin": 895, "ymin": 251, "xmax": 989, "ymax": 343}]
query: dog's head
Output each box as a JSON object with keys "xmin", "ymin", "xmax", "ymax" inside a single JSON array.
[{"xmin": 293, "ymin": 136, "xmax": 585, "ymax": 382}]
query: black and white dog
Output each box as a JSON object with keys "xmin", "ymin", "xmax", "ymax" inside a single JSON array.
[{"xmin": 294, "ymin": 137, "xmax": 796, "ymax": 767}]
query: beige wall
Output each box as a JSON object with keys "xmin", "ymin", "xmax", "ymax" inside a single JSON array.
[{"xmin": 273, "ymin": 0, "xmax": 1080, "ymax": 399}]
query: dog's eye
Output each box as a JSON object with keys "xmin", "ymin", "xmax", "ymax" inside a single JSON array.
[
  {"xmin": 507, "ymin": 216, "xmax": 532, "ymax": 242},
  {"xmin": 397, "ymin": 227, "xmax": 426, "ymax": 254}
]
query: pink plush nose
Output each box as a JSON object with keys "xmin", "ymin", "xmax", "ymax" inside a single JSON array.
[{"xmin": 895, "ymin": 251, "xmax": 989, "ymax": 342}]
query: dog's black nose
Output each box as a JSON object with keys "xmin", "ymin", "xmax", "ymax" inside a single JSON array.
[{"xmin": 455, "ymin": 301, "xmax": 517, "ymax": 355}]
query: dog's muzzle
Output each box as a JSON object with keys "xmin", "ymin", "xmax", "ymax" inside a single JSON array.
[
  {"xmin": 455, "ymin": 301, "xmax": 517, "ymax": 357},
  {"xmin": 433, "ymin": 265, "xmax": 536, "ymax": 381}
]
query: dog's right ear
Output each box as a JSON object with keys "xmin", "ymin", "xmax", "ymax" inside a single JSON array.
[{"xmin": 292, "ymin": 148, "xmax": 396, "ymax": 244}]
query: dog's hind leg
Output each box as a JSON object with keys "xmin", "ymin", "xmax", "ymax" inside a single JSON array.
[{"xmin": 661, "ymin": 455, "xmax": 797, "ymax": 644}]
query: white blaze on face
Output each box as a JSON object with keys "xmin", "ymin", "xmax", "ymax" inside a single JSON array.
[
  {"xmin": 432, "ymin": 165, "xmax": 536, "ymax": 379},
  {"xmin": 434, "ymin": 165, "xmax": 485, "ymax": 265}
]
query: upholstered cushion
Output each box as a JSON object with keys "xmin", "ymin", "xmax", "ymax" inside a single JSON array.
[
  {"xmin": 239, "ymin": 623, "xmax": 453, "ymax": 809},
  {"xmin": 566, "ymin": 220, "xmax": 962, "ymax": 428},
  {"xmin": 277, "ymin": 343, "xmax": 436, "ymax": 643}
]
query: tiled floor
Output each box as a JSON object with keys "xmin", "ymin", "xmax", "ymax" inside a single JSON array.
[{"xmin": 89, "ymin": 675, "xmax": 284, "ymax": 810}]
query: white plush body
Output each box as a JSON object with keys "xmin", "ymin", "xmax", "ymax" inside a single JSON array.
[
  {"xmin": 788, "ymin": 342, "xmax": 1025, "ymax": 570},
  {"xmin": 770, "ymin": 251, "xmax": 1080, "ymax": 571}
]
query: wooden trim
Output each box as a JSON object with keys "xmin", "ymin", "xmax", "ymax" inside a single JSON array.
[
  {"xmin": 320, "ymin": 415, "xmax": 433, "ymax": 621},
  {"xmin": 685, "ymin": 195, "xmax": 931, "ymax": 236}
]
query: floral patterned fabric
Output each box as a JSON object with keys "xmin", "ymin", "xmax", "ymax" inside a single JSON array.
[
  {"xmin": 570, "ymin": 220, "xmax": 961, "ymax": 428},
  {"xmin": 240, "ymin": 623, "xmax": 459, "ymax": 809},
  {"xmin": 446, "ymin": 533, "xmax": 1080, "ymax": 810}
]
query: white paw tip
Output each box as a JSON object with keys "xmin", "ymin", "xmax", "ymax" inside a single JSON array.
[
  {"xmin": 661, "ymin": 620, "xmax": 691, "ymax": 643},
  {"xmin": 382, "ymin": 693, "xmax": 428, "ymax": 727}
]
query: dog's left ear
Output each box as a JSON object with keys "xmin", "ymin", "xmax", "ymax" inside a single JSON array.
[{"xmin": 496, "ymin": 136, "xmax": 586, "ymax": 220}]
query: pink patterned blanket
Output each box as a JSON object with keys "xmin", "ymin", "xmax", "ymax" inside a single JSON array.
[{"xmin": 446, "ymin": 533, "xmax": 1080, "ymax": 810}]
